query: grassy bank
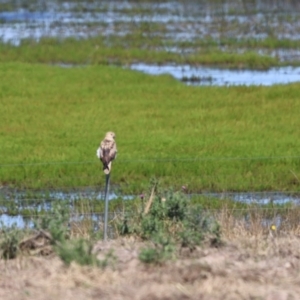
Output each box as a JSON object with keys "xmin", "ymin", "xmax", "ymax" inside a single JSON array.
[
  {"xmin": 1, "ymin": 62, "xmax": 300, "ymax": 192},
  {"xmin": 0, "ymin": 37, "xmax": 280, "ymax": 69}
]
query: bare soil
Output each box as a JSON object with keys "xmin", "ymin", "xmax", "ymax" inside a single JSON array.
[{"xmin": 0, "ymin": 230, "xmax": 300, "ymax": 300}]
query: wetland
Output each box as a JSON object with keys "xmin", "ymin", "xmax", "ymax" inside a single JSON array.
[
  {"xmin": 1, "ymin": 2, "xmax": 300, "ymax": 298},
  {"xmin": 1, "ymin": 0, "xmax": 300, "ymax": 197}
]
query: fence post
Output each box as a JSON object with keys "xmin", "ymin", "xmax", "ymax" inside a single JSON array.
[{"xmin": 103, "ymin": 173, "xmax": 110, "ymax": 241}]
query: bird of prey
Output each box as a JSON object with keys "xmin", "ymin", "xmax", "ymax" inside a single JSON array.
[{"xmin": 96, "ymin": 131, "xmax": 117, "ymax": 174}]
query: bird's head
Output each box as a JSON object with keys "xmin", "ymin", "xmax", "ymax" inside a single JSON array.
[{"xmin": 105, "ymin": 131, "xmax": 116, "ymax": 140}]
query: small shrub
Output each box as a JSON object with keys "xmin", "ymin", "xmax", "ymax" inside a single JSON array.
[
  {"xmin": 55, "ymin": 238, "xmax": 99, "ymax": 266},
  {"xmin": 164, "ymin": 190, "xmax": 187, "ymax": 221},
  {"xmin": 139, "ymin": 234, "xmax": 175, "ymax": 264},
  {"xmin": 0, "ymin": 224, "xmax": 22, "ymax": 259},
  {"xmin": 210, "ymin": 222, "xmax": 222, "ymax": 247},
  {"xmin": 181, "ymin": 207, "xmax": 222, "ymax": 249},
  {"xmin": 139, "ymin": 247, "xmax": 161, "ymax": 264},
  {"xmin": 56, "ymin": 239, "xmax": 116, "ymax": 268},
  {"xmin": 141, "ymin": 215, "xmax": 163, "ymax": 238},
  {"xmin": 179, "ymin": 228, "xmax": 203, "ymax": 250},
  {"xmin": 34, "ymin": 202, "xmax": 69, "ymax": 244},
  {"xmin": 116, "ymin": 181, "xmax": 223, "ymax": 263},
  {"xmin": 34, "ymin": 202, "xmax": 106, "ymax": 267}
]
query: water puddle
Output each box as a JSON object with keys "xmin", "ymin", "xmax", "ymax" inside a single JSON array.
[
  {"xmin": 0, "ymin": 188, "xmax": 127, "ymax": 229},
  {"xmin": 200, "ymin": 191, "xmax": 300, "ymax": 205},
  {"xmin": 130, "ymin": 63, "xmax": 300, "ymax": 86}
]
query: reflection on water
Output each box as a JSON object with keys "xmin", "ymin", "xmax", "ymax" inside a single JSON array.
[
  {"xmin": 130, "ymin": 63, "xmax": 300, "ymax": 86},
  {"xmin": 0, "ymin": 214, "xmax": 29, "ymax": 228}
]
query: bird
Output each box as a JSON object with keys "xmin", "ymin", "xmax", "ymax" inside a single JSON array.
[{"xmin": 96, "ymin": 131, "xmax": 117, "ymax": 174}]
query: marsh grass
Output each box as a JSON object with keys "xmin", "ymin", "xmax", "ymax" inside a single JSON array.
[
  {"xmin": 0, "ymin": 36, "xmax": 282, "ymax": 69},
  {"xmin": 3, "ymin": 193, "xmax": 298, "ymax": 261},
  {"xmin": 1, "ymin": 185, "xmax": 299, "ymax": 274},
  {"xmin": 2, "ymin": 0, "xmax": 300, "ymax": 67}
]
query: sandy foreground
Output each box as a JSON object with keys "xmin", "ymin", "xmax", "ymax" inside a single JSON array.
[{"xmin": 0, "ymin": 232, "xmax": 299, "ymax": 300}]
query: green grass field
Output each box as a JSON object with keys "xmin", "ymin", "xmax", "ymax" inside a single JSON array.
[{"xmin": 1, "ymin": 62, "xmax": 300, "ymax": 192}]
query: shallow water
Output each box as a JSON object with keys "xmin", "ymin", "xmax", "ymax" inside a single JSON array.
[
  {"xmin": 0, "ymin": 188, "xmax": 299, "ymax": 228},
  {"xmin": 201, "ymin": 191, "xmax": 300, "ymax": 205},
  {"xmin": 2, "ymin": 0, "xmax": 300, "ymax": 86},
  {"xmin": 1, "ymin": 1, "xmax": 300, "ymax": 86},
  {"xmin": 1, "ymin": 1, "xmax": 300, "ymax": 47},
  {"xmin": 130, "ymin": 63, "xmax": 300, "ymax": 86}
]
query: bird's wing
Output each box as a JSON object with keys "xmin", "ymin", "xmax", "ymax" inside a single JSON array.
[
  {"xmin": 100, "ymin": 139, "xmax": 116, "ymax": 164},
  {"xmin": 96, "ymin": 147, "xmax": 102, "ymax": 159},
  {"xmin": 110, "ymin": 141, "xmax": 117, "ymax": 160}
]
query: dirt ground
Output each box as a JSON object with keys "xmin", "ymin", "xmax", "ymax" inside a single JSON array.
[{"xmin": 0, "ymin": 231, "xmax": 300, "ymax": 300}]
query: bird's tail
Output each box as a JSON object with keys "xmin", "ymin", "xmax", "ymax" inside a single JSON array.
[{"xmin": 103, "ymin": 162, "xmax": 112, "ymax": 174}]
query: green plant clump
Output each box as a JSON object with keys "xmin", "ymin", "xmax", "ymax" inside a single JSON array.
[
  {"xmin": 34, "ymin": 202, "xmax": 101, "ymax": 266},
  {"xmin": 118, "ymin": 182, "xmax": 222, "ymax": 264},
  {"xmin": 55, "ymin": 238, "xmax": 100, "ymax": 267},
  {"xmin": 0, "ymin": 224, "xmax": 22, "ymax": 260}
]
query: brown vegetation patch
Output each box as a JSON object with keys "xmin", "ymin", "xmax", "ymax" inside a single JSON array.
[
  {"xmin": 0, "ymin": 234, "xmax": 299, "ymax": 300},
  {"xmin": 19, "ymin": 230, "xmax": 53, "ymax": 256}
]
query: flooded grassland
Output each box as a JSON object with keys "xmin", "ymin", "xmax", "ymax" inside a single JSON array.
[
  {"xmin": 1, "ymin": 2, "xmax": 300, "ymax": 298},
  {"xmin": 1, "ymin": 0, "xmax": 300, "ymax": 74}
]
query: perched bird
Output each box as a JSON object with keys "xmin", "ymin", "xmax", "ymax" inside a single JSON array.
[{"xmin": 96, "ymin": 131, "xmax": 117, "ymax": 174}]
